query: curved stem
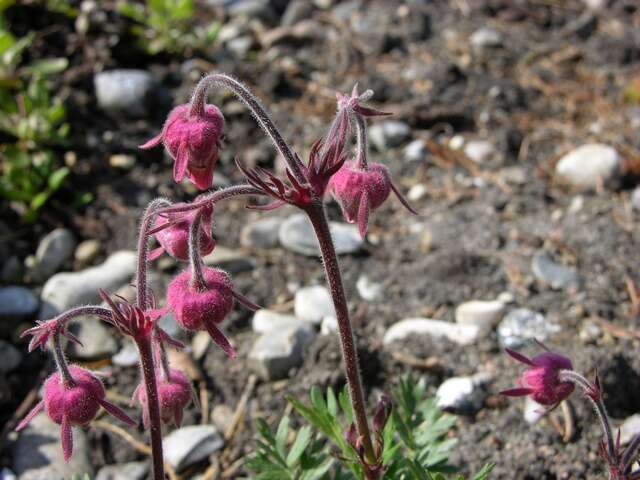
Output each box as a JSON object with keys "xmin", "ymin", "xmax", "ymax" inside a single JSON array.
[
  {"xmin": 153, "ymin": 329, "xmax": 172, "ymax": 382},
  {"xmin": 560, "ymin": 370, "xmax": 615, "ymax": 460},
  {"xmin": 189, "ymin": 73, "xmax": 307, "ymax": 185},
  {"xmin": 354, "ymin": 114, "xmax": 368, "ymax": 169},
  {"xmin": 136, "ymin": 336, "xmax": 165, "ymax": 480},
  {"xmin": 188, "ymin": 209, "xmax": 207, "ymax": 291},
  {"xmin": 136, "ymin": 199, "xmax": 172, "ymax": 310},
  {"xmin": 305, "ymin": 201, "xmax": 375, "ymax": 463},
  {"xmin": 623, "ymin": 433, "xmax": 640, "ymax": 473},
  {"xmin": 52, "ymin": 330, "xmax": 74, "ymax": 387},
  {"xmin": 157, "ymin": 185, "xmax": 264, "ymax": 215},
  {"xmin": 52, "ymin": 305, "xmax": 113, "ymax": 328}
]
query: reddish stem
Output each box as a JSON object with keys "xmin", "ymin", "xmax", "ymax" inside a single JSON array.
[
  {"xmin": 136, "ymin": 336, "xmax": 165, "ymax": 480},
  {"xmin": 305, "ymin": 201, "xmax": 375, "ymax": 464}
]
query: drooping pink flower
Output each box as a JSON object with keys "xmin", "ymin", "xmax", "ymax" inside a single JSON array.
[
  {"xmin": 328, "ymin": 160, "xmax": 416, "ymax": 238},
  {"xmin": 140, "ymin": 104, "xmax": 224, "ymax": 190},
  {"xmin": 501, "ymin": 345, "xmax": 575, "ymax": 407},
  {"xmin": 150, "ymin": 204, "xmax": 215, "ymax": 261},
  {"xmin": 133, "ymin": 368, "xmax": 192, "ymax": 427},
  {"xmin": 166, "ymin": 267, "xmax": 237, "ymax": 358},
  {"xmin": 16, "ymin": 366, "xmax": 134, "ymax": 462}
]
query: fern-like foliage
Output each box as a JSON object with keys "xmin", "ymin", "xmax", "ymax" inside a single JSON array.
[{"xmin": 246, "ymin": 376, "xmax": 494, "ymax": 480}]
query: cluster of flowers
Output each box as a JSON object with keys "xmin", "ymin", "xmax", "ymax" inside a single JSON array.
[{"xmin": 14, "ymin": 75, "xmax": 414, "ymax": 470}]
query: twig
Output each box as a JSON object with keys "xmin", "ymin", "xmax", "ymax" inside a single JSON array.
[
  {"xmin": 390, "ymin": 351, "xmax": 443, "ymax": 371},
  {"xmin": 592, "ymin": 318, "xmax": 640, "ymax": 340},
  {"xmin": 92, "ymin": 420, "xmax": 179, "ymax": 480},
  {"xmin": 225, "ymin": 374, "xmax": 257, "ymax": 441},
  {"xmin": 561, "ymin": 400, "xmax": 575, "ymax": 442},
  {"xmin": 625, "ymin": 274, "xmax": 640, "ymax": 318}
]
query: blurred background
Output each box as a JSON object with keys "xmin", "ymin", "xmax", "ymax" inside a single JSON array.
[{"xmin": 1, "ymin": 0, "xmax": 640, "ymax": 478}]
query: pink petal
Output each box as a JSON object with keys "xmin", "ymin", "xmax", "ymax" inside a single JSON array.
[
  {"xmin": 231, "ymin": 289, "xmax": 261, "ymax": 311},
  {"xmin": 173, "ymin": 144, "xmax": 188, "ymax": 182},
  {"xmin": 139, "ymin": 132, "xmax": 163, "ymax": 150},
  {"xmin": 15, "ymin": 400, "xmax": 44, "ymax": 432},
  {"xmin": 500, "ymin": 387, "xmax": 533, "ymax": 397},
  {"xmin": 204, "ymin": 323, "xmax": 236, "ymax": 359},
  {"xmin": 147, "ymin": 247, "xmax": 165, "ymax": 261},
  {"xmin": 505, "ymin": 348, "xmax": 534, "ymax": 366},
  {"xmin": 98, "ymin": 399, "xmax": 135, "ymax": 426},
  {"xmin": 61, "ymin": 414, "xmax": 73, "ymax": 462},
  {"xmin": 357, "ymin": 191, "xmax": 370, "ymax": 239}
]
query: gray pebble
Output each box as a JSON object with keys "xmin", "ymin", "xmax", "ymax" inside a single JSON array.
[
  {"xmin": 531, "ymin": 251, "xmax": 580, "ymax": 291},
  {"xmin": 95, "ymin": 462, "xmax": 148, "ymax": 480},
  {"xmin": 240, "ymin": 217, "xmax": 283, "ymax": 249},
  {"xmin": 94, "ymin": 70, "xmax": 156, "ymax": 117},
  {"xmin": 497, "ymin": 308, "xmax": 561, "ymax": 349},
  {"xmin": 279, "ymin": 213, "xmax": 363, "ymax": 256},
  {"xmin": 32, "ymin": 229, "xmax": 76, "ymax": 283},
  {"xmin": 294, "ymin": 285, "xmax": 334, "ymax": 324},
  {"xmin": 555, "ymin": 144, "xmax": 621, "ymax": 191},
  {"xmin": 368, "ymin": 121, "xmax": 411, "ymax": 151},
  {"xmin": 163, "ymin": 425, "xmax": 224, "ymax": 471}
]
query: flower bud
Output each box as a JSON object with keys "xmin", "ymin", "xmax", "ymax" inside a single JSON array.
[
  {"xmin": 152, "ymin": 205, "xmax": 215, "ymax": 261},
  {"xmin": 166, "ymin": 267, "xmax": 236, "ymax": 357},
  {"xmin": 501, "ymin": 346, "xmax": 574, "ymax": 407},
  {"xmin": 16, "ymin": 366, "xmax": 133, "ymax": 462},
  {"xmin": 133, "ymin": 368, "xmax": 192, "ymax": 427},
  {"xmin": 140, "ymin": 104, "xmax": 225, "ymax": 190}
]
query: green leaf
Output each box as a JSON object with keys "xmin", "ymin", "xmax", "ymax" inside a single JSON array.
[
  {"xmin": 47, "ymin": 166, "xmax": 69, "ymax": 190},
  {"xmin": 30, "ymin": 190, "xmax": 49, "ymax": 211},
  {"xmin": 472, "ymin": 463, "xmax": 494, "ymax": 480},
  {"xmin": 286, "ymin": 425, "xmax": 312, "ymax": 467},
  {"xmin": 275, "ymin": 416, "xmax": 290, "ymax": 458},
  {"xmin": 25, "ymin": 57, "xmax": 68, "ymax": 75}
]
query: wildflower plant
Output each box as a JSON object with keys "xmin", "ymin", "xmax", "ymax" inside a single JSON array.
[
  {"xmin": 502, "ymin": 341, "xmax": 640, "ymax": 479},
  {"xmin": 17, "ymin": 72, "xmax": 491, "ymax": 479}
]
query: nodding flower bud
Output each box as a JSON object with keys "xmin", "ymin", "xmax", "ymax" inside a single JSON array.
[
  {"xmin": 150, "ymin": 205, "xmax": 215, "ymax": 261},
  {"xmin": 166, "ymin": 267, "xmax": 236, "ymax": 357},
  {"xmin": 328, "ymin": 161, "xmax": 392, "ymax": 238},
  {"xmin": 501, "ymin": 345, "xmax": 575, "ymax": 407},
  {"xmin": 133, "ymin": 368, "xmax": 192, "ymax": 428},
  {"xmin": 140, "ymin": 104, "xmax": 225, "ymax": 190},
  {"xmin": 16, "ymin": 366, "xmax": 134, "ymax": 462}
]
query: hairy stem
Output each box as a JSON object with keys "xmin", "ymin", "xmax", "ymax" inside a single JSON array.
[
  {"xmin": 188, "ymin": 209, "xmax": 207, "ymax": 291},
  {"xmin": 354, "ymin": 114, "xmax": 368, "ymax": 169},
  {"xmin": 136, "ymin": 199, "xmax": 171, "ymax": 310},
  {"xmin": 136, "ymin": 336, "xmax": 165, "ymax": 480},
  {"xmin": 52, "ymin": 330, "xmax": 74, "ymax": 387},
  {"xmin": 52, "ymin": 305, "xmax": 113, "ymax": 329},
  {"xmin": 190, "ymin": 73, "xmax": 307, "ymax": 185},
  {"xmin": 305, "ymin": 201, "xmax": 375, "ymax": 463},
  {"xmin": 157, "ymin": 185, "xmax": 263, "ymax": 215},
  {"xmin": 560, "ymin": 370, "xmax": 615, "ymax": 460},
  {"xmin": 622, "ymin": 433, "xmax": 640, "ymax": 473}
]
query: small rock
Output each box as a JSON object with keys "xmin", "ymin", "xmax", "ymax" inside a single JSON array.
[
  {"xmin": 531, "ymin": 251, "xmax": 580, "ymax": 291},
  {"xmin": 112, "ymin": 341, "xmax": 140, "ymax": 367},
  {"xmin": 279, "ymin": 213, "xmax": 363, "ymax": 256},
  {"xmin": 497, "ymin": 309, "xmax": 561, "ymax": 349},
  {"xmin": 32, "ymin": 229, "xmax": 76, "ymax": 282},
  {"xmin": 94, "ymin": 70, "xmax": 156, "ymax": 116},
  {"xmin": 383, "ymin": 318, "xmax": 481, "ymax": 346},
  {"xmin": 109, "ymin": 154, "xmax": 136, "ymax": 170},
  {"xmin": 449, "ymin": 135, "xmax": 465, "ymax": 150},
  {"xmin": 555, "ymin": 144, "xmax": 621, "ymax": 191},
  {"xmin": 455, "ymin": 300, "xmax": 505, "ymax": 334},
  {"xmin": 620, "ymin": 414, "xmax": 640, "ymax": 445},
  {"xmin": 436, "ymin": 374, "xmax": 487, "ymax": 412},
  {"xmin": 202, "ymin": 247, "xmax": 255, "ymax": 273},
  {"xmin": 321, "ymin": 315, "xmax": 338, "ymax": 335},
  {"xmin": 252, "ymin": 309, "xmax": 307, "ymax": 333},
  {"xmin": 163, "ymin": 425, "xmax": 224, "ymax": 471},
  {"xmin": 0, "ymin": 468, "xmax": 16, "ymax": 480},
  {"xmin": 211, "ymin": 404, "xmax": 234, "ymax": 434},
  {"xmin": 74, "ymin": 239, "xmax": 102, "ymax": 264},
  {"xmin": 12, "ymin": 413, "xmax": 93, "ymax": 479},
  {"xmin": 1, "ymin": 256, "xmax": 23, "ymax": 284},
  {"xmin": 0, "ymin": 286, "xmax": 38, "ymax": 331},
  {"xmin": 68, "ymin": 316, "xmax": 118, "ymax": 360},
  {"xmin": 368, "ymin": 121, "xmax": 411, "ymax": 150},
  {"xmin": 404, "ymin": 139, "xmax": 428, "ymax": 162},
  {"xmin": 464, "ymin": 140, "xmax": 495, "ymax": 163},
  {"xmin": 631, "ymin": 187, "xmax": 640, "ymax": 212},
  {"xmin": 249, "ymin": 324, "xmax": 316, "ymax": 380},
  {"xmin": 39, "ymin": 251, "xmax": 137, "ymax": 319},
  {"xmin": 470, "ymin": 27, "xmax": 503, "ymax": 49},
  {"xmin": 227, "ymin": 36, "xmax": 254, "ymax": 58},
  {"xmin": 240, "ymin": 217, "xmax": 283, "ymax": 249},
  {"xmin": 407, "ymin": 184, "xmax": 428, "ymax": 202},
  {"xmin": 227, "ymin": 0, "xmax": 273, "ymax": 19},
  {"xmin": 523, "ymin": 396, "xmax": 546, "ymax": 425},
  {"xmin": 356, "ymin": 275, "xmax": 383, "ymax": 301},
  {"xmin": 0, "ymin": 340, "xmax": 21, "ymax": 373},
  {"xmin": 579, "ymin": 321, "xmax": 602, "ymax": 343},
  {"xmin": 95, "ymin": 462, "xmax": 149, "ymax": 480},
  {"xmin": 294, "ymin": 286, "xmax": 334, "ymax": 324}
]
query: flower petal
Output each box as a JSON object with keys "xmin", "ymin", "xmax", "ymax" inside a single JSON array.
[
  {"xmin": 500, "ymin": 387, "xmax": 533, "ymax": 397},
  {"xmin": 139, "ymin": 132, "xmax": 163, "ymax": 150},
  {"xmin": 98, "ymin": 398, "xmax": 135, "ymax": 426},
  {"xmin": 15, "ymin": 400, "xmax": 44, "ymax": 432},
  {"xmin": 61, "ymin": 414, "xmax": 73, "ymax": 462},
  {"xmin": 204, "ymin": 323, "xmax": 236, "ymax": 359}
]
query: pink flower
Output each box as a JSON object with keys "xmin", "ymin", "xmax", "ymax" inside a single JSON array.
[
  {"xmin": 328, "ymin": 161, "xmax": 415, "ymax": 238},
  {"xmin": 150, "ymin": 205, "xmax": 215, "ymax": 261},
  {"xmin": 166, "ymin": 267, "xmax": 237, "ymax": 358},
  {"xmin": 140, "ymin": 104, "xmax": 224, "ymax": 190},
  {"xmin": 16, "ymin": 366, "xmax": 134, "ymax": 462},
  {"xmin": 501, "ymin": 345, "xmax": 575, "ymax": 407},
  {"xmin": 133, "ymin": 368, "xmax": 192, "ymax": 427}
]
